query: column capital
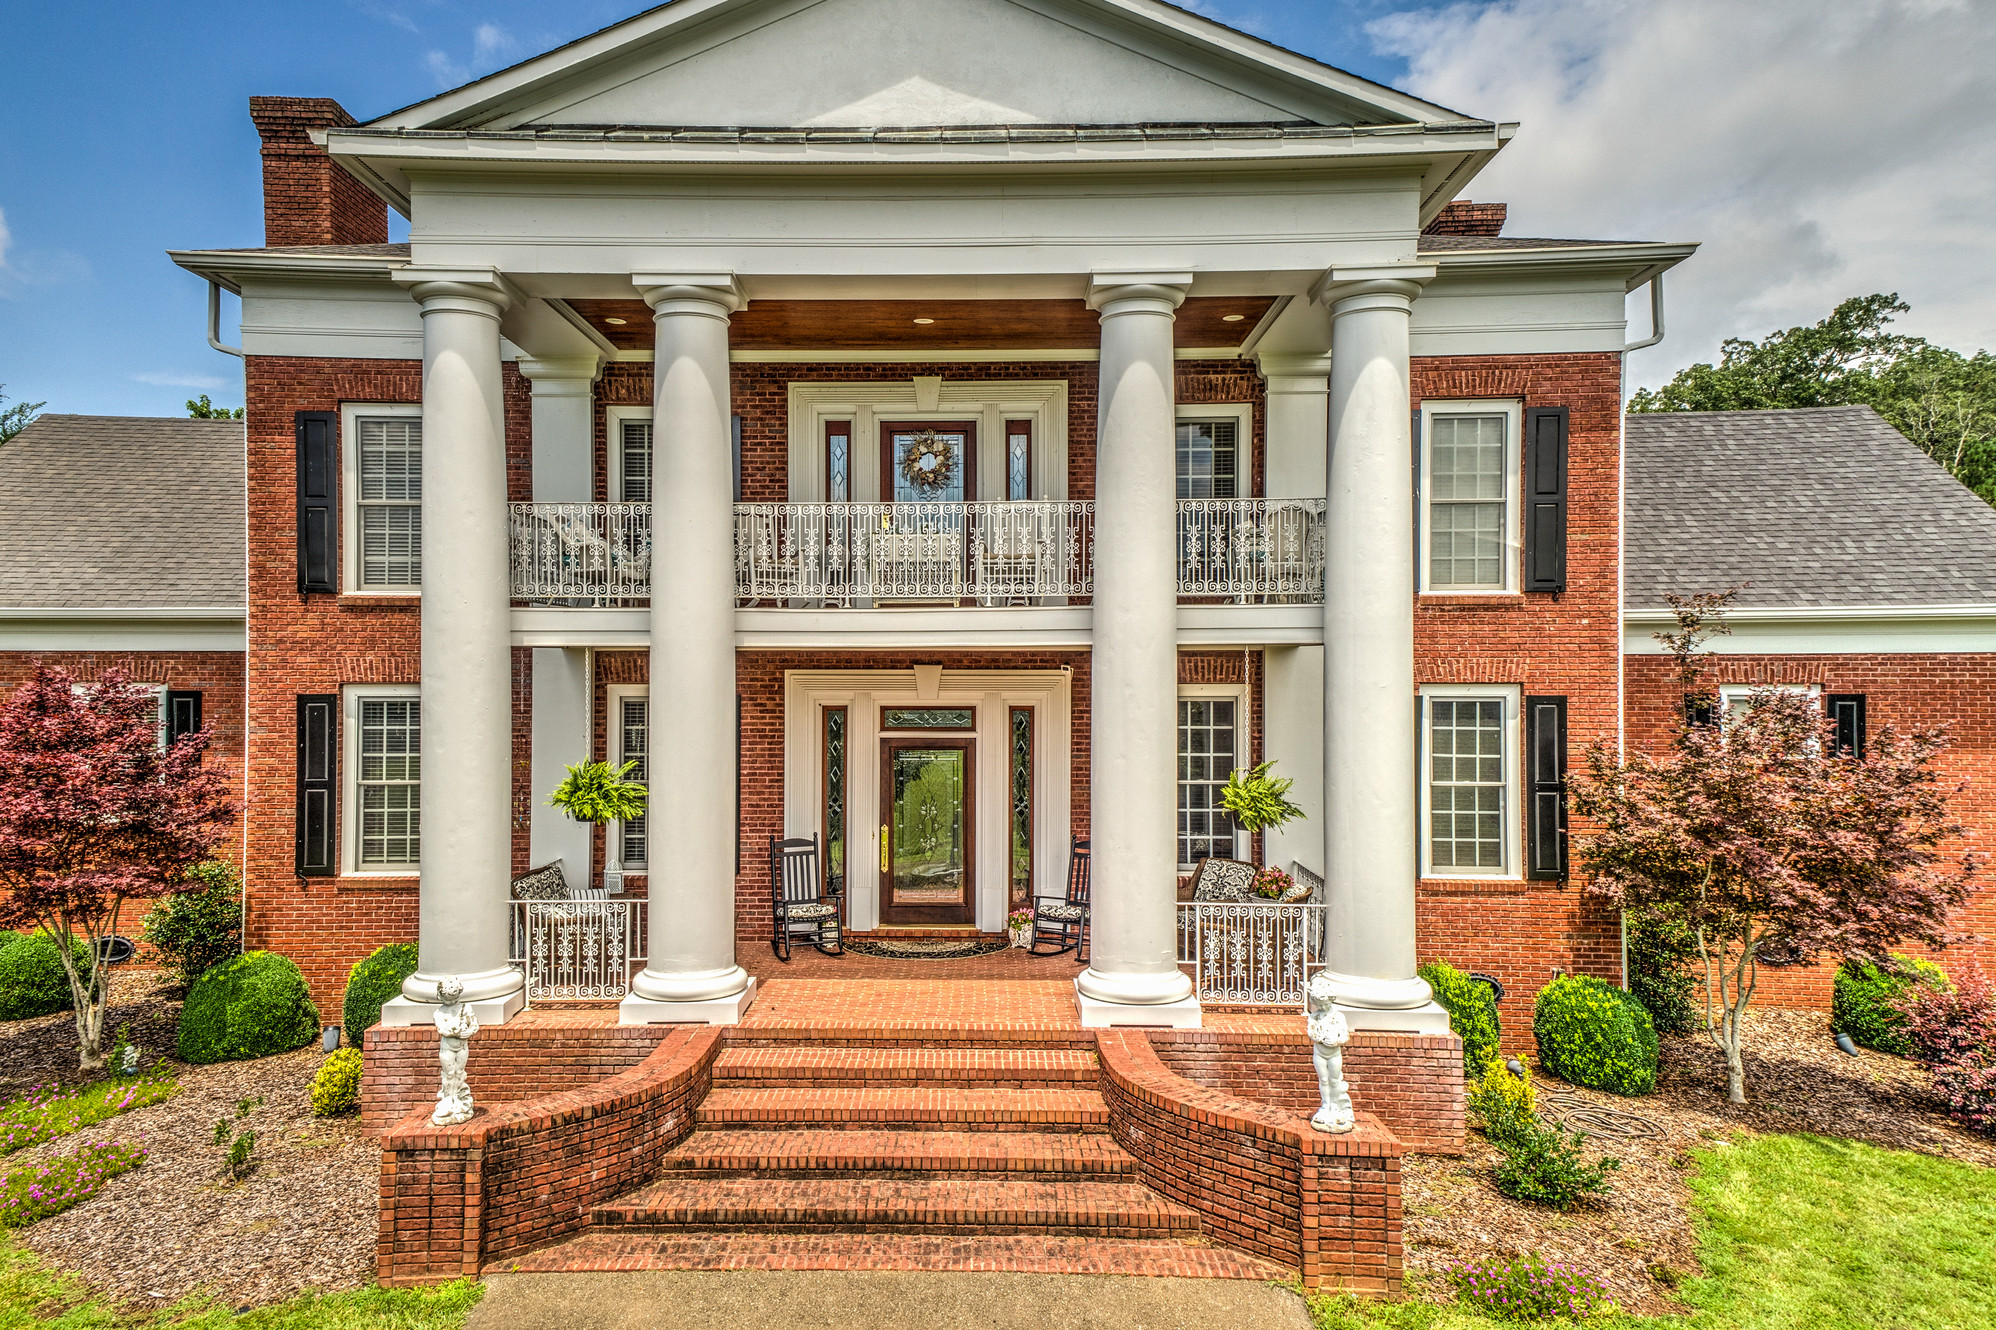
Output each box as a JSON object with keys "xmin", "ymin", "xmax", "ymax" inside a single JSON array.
[
  {"xmin": 391, "ymin": 266, "xmax": 514, "ymax": 318},
  {"xmin": 1254, "ymin": 351, "xmax": 1335, "ymax": 382},
  {"xmin": 632, "ymin": 272, "xmax": 746, "ymax": 317},
  {"xmin": 1310, "ymin": 264, "xmax": 1437, "ymax": 314},
  {"xmin": 1087, "ymin": 271, "xmax": 1193, "ymax": 316},
  {"xmin": 517, "ymin": 355, "xmax": 605, "ymax": 395}
]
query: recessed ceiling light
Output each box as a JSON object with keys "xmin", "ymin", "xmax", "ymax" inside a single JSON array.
[
  {"xmin": 1221, "ymin": 314, "xmax": 1246, "ymax": 322},
  {"xmin": 604, "ymin": 316, "xmax": 628, "ymax": 325},
  {"xmin": 912, "ymin": 317, "xmax": 935, "ymax": 325}
]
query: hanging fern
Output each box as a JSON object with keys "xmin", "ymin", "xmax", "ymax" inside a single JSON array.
[
  {"xmin": 548, "ymin": 760, "xmax": 648, "ymax": 826},
  {"xmin": 1219, "ymin": 760, "xmax": 1306, "ymax": 835}
]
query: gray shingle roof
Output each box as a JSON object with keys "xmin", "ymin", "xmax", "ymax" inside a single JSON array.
[
  {"xmin": 1624, "ymin": 405, "xmax": 1996, "ymax": 609},
  {"xmin": 0, "ymin": 415, "xmax": 245, "ymax": 610}
]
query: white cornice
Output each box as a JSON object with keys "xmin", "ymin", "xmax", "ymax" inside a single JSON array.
[
  {"xmin": 0, "ymin": 607, "xmax": 248, "ymax": 653},
  {"xmin": 1624, "ymin": 604, "xmax": 1996, "ymax": 656},
  {"xmin": 1427, "ymin": 242, "xmax": 1699, "ymax": 292},
  {"xmin": 168, "ymin": 247, "xmax": 410, "ymax": 295}
]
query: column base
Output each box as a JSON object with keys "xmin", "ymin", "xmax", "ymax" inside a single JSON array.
[
  {"xmin": 380, "ymin": 987, "xmax": 527, "ymax": 1029},
  {"xmin": 620, "ymin": 975, "xmax": 758, "ymax": 1026},
  {"xmin": 1332, "ymin": 1000, "xmax": 1452, "ymax": 1036},
  {"xmin": 1075, "ymin": 982, "xmax": 1203, "ymax": 1029}
]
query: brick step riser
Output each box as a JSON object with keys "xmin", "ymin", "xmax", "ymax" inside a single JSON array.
[
  {"xmin": 693, "ymin": 1114, "xmax": 1111, "ymax": 1134},
  {"xmin": 653, "ymin": 1165, "xmax": 1136, "ymax": 1182},
  {"xmin": 722, "ymin": 1035, "xmax": 1098, "ymax": 1053},
  {"xmin": 589, "ymin": 1220, "xmax": 1200, "ymax": 1239},
  {"xmin": 712, "ymin": 1075, "xmax": 1096, "ymax": 1090}
]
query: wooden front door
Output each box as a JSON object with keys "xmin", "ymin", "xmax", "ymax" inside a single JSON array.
[
  {"xmin": 879, "ymin": 736, "xmax": 976, "ymax": 925},
  {"xmin": 880, "ymin": 421, "xmax": 977, "ymax": 503}
]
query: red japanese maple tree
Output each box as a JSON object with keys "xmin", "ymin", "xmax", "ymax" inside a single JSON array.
[
  {"xmin": 1571, "ymin": 595, "xmax": 1976, "ymax": 1103},
  {"xmin": 0, "ymin": 666, "xmax": 237, "ymax": 1069}
]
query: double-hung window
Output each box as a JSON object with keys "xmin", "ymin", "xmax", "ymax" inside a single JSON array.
[
  {"xmin": 610, "ymin": 689, "xmax": 649, "ymax": 870},
  {"xmin": 1422, "ymin": 685, "xmax": 1520, "ymax": 877},
  {"xmin": 1176, "ymin": 419, "xmax": 1239, "ymax": 499},
  {"xmin": 1422, "ymin": 402, "xmax": 1520, "ymax": 592},
  {"xmin": 351, "ymin": 689, "xmax": 420, "ymax": 871},
  {"xmin": 357, "ymin": 417, "xmax": 422, "ymax": 587},
  {"xmin": 1177, "ymin": 689, "xmax": 1243, "ymax": 867}
]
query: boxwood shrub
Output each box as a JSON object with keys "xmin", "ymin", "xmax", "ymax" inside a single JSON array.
[
  {"xmin": 1419, "ymin": 959, "xmax": 1501, "ymax": 1080},
  {"xmin": 342, "ymin": 944, "xmax": 419, "ymax": 1048},
  {"xmin": 0, "ymin": 932, "xmax": 91, "ymax": 1022},
  {"xmin": 177, "ymin": 951, "xmax": 320, "ymax": 1064},
  {"xmin": 1834, "ymin": 954, "xmax": 1951, "ymax": 1057},
  {"xmin": 1533, "ymin": 974, "xmax": 1659, "ymax": 1096}
]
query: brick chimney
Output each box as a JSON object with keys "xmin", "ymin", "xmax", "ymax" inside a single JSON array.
[
  {"xmin": 248, "ymin": 97, "xmax": 388, "ymax": 248},
  {"xmin": 1422, "ymin": 201, "xmax": 1507, "ymax": 237}
]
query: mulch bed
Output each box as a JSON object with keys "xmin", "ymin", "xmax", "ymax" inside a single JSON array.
[
  {"xmin": 3, "ymin": 983, "xmax": 377, "ymax": 1311},
  {"xmin": 1401, "ymin": 1007, "xmax": 1996, "ymax": 1315}
]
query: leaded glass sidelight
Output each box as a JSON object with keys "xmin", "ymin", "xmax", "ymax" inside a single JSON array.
[
  {"xmin": 1006, "ymin": 420, "xmax": 1032, "ymax": 501},
  {"xmin": 823, "ymin": 706, "xmax": 847, "ymax": 890},
  {"xmin": 827, "ymin": 425, "xmax": 851, "ymax": 503},
  {"xmin": 1010, "ymin": 706, "xmax": 1033, "ymax": 906}
]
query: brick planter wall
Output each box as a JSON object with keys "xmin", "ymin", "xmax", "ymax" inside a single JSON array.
[
  {"xmin": 1150, "ymin": 1029, "xmax": 1464, "ymax": 1155},
  {"xmin": 360, "ymin": 1019, "xmax": 678, "ymax": 1131},
  {"xmin": 376, "ymin": 1026, "xmax": 722, "ymax": 1285},
  {"xmin": 1095, "ymin": 1031, "xmax": 1405, "ymax": 1293}
]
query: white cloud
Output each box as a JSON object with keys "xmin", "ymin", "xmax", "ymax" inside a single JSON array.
[
  {"xmin": 473, "ymin": 23, "xmax": 514, "ymax": 65},
  {"xmin": 424, "ymin": 49, "xmax": 468, "ymax": 88},
  {"xmin": 131, "ymin": 371, "xmax": 228, "ymax": 391},
  {"xmin": 1368, "ymin": 0, "xmax": 1996, "ymax": 388},
  {"xmin": 0, "ymin": 207, "xmax": 10, "ymax": 269}
]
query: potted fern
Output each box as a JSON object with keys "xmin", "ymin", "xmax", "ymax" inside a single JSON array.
[
  {"xmin": 1219, "ymin": 760, "xmax": 1308, "ymax": 895},
  {"xmin": 548, "ymin": 760, "xmax": 648, "ymax": 893}
]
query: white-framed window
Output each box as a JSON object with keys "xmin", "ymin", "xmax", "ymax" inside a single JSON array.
[
  {"xmin": 607, "ymin": 406, "xmax": 653, "ymax": 503},
  {"xmin": 606, "ymin": 684, "xmax": 649, "ymax": 870},
  {"xmin": 341, "ymin": 403, "xmax": 423, "ymax": 592},
  {"xmin": 1177, "ymin": 682, "xmax": 1248, "ymax": 869},
  {"xmin": 1174, "ymin": 403, "xmax": 1253, "ymax": 500},
  {"xmin": 1421, "ymin": 684, "xmax": 1522, "ymax": 879},
  {"xmin": 1421, "ymin": 399, "xmax": 1522, "ymax": 593},
  {"xmin": 343, "ymin": 684, "xmax": 420, "ymax": 874}
]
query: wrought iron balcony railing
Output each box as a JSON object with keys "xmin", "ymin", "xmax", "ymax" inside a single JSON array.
[{"xmin": 508, "ymin": 499, "xmax": 1327, "ymax": 607}]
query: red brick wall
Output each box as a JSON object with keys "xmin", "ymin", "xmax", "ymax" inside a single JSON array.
[
  {"xmin": 361, "ymin": 1019, "xmax": 677, "ymax": 1131},
  {"xmin": 246, "ymin": 98, "xmax": 387, "ymax": 248},
  {"xmin": 1412, "ymin": 353, "xmax": 1627, "ymax": 1050},
  {"xmin": 1624, "ymin": 651, "xmax": 1996, "ymax": 1009}
]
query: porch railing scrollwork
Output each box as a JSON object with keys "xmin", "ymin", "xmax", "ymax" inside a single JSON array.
[
  {"xmin": 508, "ymin": 899, "xmax": 647, "ymax": 1001},
  {"xmin": 1175, "ymin": 899, "xmax": 1328, "ymax": 1006},
  {"xmin": 1176, "ymin": 498, "xmax": 1327, "ymax": 603},
  {"xmin": 509, "ymin": 502, "xmax": 652, "ymax": 607}
]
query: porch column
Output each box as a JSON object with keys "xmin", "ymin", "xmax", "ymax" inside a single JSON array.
[
  {"xmin": 621, "ymin": 273, "xmax": 755, "ymax": 1024},
  {"xmin": 520, "ymin": 356, "xmax": 604, "ymax": 892},
  {"xmin": 1313, "ymin": 265, "xmax": 1448, "ymax": 1033},
  {"xmin": 386, "ymin": 268, "xmax": 525, "ymax": 1024},
  {"xmin": 1077, "ymin": 272, "xmax": 1199, "ymax": 1027}
]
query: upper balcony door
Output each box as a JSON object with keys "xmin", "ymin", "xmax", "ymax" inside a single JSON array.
[
  {"xmin": 881, "ymin": 421, "xmax": 977, "ymax": 503},
  {"xmin": 875, "ymin": 421, "xmax": 978, "ymax": 603}
]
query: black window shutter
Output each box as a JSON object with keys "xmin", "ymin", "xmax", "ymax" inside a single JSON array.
[
  {"xmin": 1526, "ymin": 696, "xmax": 1568, "ymax": 880},
  {"xmin": 1827, "ymin": 694, "xmax": 1867, "ymax": 757},
  {"xmin": 296, "ymin": 694, "xmax": 337, "ymax": 876},
  {"xmin": 1524, "ymin": 406, "xmax": 1569, "ymax": 593},
  {"xmin": 165, "ymin": 691, "xmax": 203, "ymax": 747},
  {"xmin": 296, "ymin": 411, "xmax": 338, "ymax": 594}
]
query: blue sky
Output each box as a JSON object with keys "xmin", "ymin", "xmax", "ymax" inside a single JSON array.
[{"xmin": 3, "ymin": 0, "xmax": 1990, "ymax": 419}]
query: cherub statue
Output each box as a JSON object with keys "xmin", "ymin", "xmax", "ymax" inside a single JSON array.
[
  {"xmin": 430, "ymin": 976, "xmax": 479, "ymax": 1126},
  {"xmin": 1305, "ymin": 970, "xmax": 1355, "ymax": 1134}
]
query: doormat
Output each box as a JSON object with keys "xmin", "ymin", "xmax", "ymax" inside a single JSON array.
[{"xmin": 843, "ymin": 936, "xmax": 1012, "ymax": 960}]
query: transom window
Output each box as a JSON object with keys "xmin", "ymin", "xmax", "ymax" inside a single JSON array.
[
  {"xmin": 1177, "ymin": 696, "xmax": 1239, "ymax": 866},
  {"xmin": 358, "ymin": 418, "xmax": 422, "ymax": 586},
  {"xmin": 358, "ymin": 698, "xmax": 420, "ymax": 867},
  {"xmin": 619, "ymin": 697, "xmax": 648, "ymax": 867},
  {"xmin": 1427, "ymin": 696, "xmax": 1506, "ymax": 874},
  {"xmin": 1176, "ymin": 420, "xmax": 1238, "ymax": 499}
]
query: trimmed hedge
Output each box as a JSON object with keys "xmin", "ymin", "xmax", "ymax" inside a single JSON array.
[
  {"xmin": 1834, "ymin": 954, "xmax": 1952, "ymax": 1057},
  {"xmin": 1533, "ymin": 974, "xmax": 1659, "ymax": 1096},
  {"xmin": 0, "ymin": 933, "xmax": 91, "ymax": 1022},
  {"xmin": 177, "ymin": 951, "xmax": 320, "ymax": 1064},
  {"xmin": 342, "ymin": 944, "xmax": 419, "ymax": 1047},
  {"xmin": 1419, "ymin": 959, "xmax": 1501, "ymax": 1079}
]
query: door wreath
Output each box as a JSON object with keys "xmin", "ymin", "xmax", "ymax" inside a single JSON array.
[{"xmin": 897, "ymin": 429, "xmax": 961, "ymax": 495}]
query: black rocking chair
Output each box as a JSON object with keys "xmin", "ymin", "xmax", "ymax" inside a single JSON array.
[
  {"xmin": 769, "ymin": 833, "xmax": 844, "ymax": 961},
  {"xmin": 1029, "ymin": 837, "xmax": 1091, "ymax": 961}
]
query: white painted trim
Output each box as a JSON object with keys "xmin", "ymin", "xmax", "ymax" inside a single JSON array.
[
  {"xmin": 604, "ymin": 683, "xmax": 649, "ymax": 871},
  {"xmin": 606, "ymin": 405, "xmax": 652, "ymax": 502},
  {"xmin": 341, "ymin": 682, "xmax": 422, "ymax": 878},
  {"xmin": 1418, "ymin": 397, "xmax": 1522, "ymax": 595},
  {"xmin": 783, "ymin": 668, "xmax": 1072, "ymax": 934},
  {"xmin": 786, "ymin": 378, "xmax": 1069, "ymax": 503},
  {"xmin": 0, "ymin": 608, "xmax": 247, "ymax": 653},
  {"xmin": 1418, "ymin": 682, "xmax": 1523, "ymax": 882},
  {"xmin": 340, "ymin": 402, "xmax": 424, "ymax": 596},
  {"xmin": 728, "ymin": 348, "xmax": 1244, "ymax": 364},
  {"xmin": 1623, "ymin": 605, "xmax": 1996, "ymax": 655},
  {"xmin": 1176, "ymin": 680, "xmax": 1250, "ymax": 867}
]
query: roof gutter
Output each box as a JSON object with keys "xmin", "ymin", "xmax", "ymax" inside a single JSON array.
[
  {"xmin": 207, "ymin": 280, "xmax": 244, "ymax": 358},
  {"xmin": 1624, "ymin": 274, "xmax": 1665, "ymax": 352}
]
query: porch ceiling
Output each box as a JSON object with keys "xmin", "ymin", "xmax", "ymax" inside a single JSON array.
[{"xmin": 563, "ymin": 296, "xmax": 1278, "ymax": 352}]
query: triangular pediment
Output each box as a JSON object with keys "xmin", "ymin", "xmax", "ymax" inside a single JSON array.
[{"xmin": 370, "ymin": 0, "xmax": 1470, "ymax": 132}]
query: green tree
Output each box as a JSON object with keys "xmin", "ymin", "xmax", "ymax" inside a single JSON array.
[
  {"xmin": 1630, "ymin": 294, "xmax": 1996, "ymax": 504},
  {"xmin": 186, "ymin": 394, "xmax": 244, "ymax": 420},
  {"xmin": 0, "ymin": 383, "xmax": 45, "ymax": 446}
]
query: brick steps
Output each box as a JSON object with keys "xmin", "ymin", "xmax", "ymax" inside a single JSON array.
[
  {"xmin": 712, "ymin": 1046, "xmax": 1098, "ymax": 1089},
  {"xmin": 696, "ymin": 1086, "xmax": 1112, "ymax": 1133},
  {"xmin": 496, "ymin": 1231, "xmax": 1294, "ymax": 1281},
  {"xmin": 592, "ymin": 1177, "xmax": 1200, "ymax": 1238},
  {"xmin": 654, "ymin": 1128, "xmax": 1136, "ymax": 1180}
]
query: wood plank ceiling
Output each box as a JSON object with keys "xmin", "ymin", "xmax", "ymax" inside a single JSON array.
[{"xmin": 565, "ymin": 297, "xmax": 1279, "ymax": 352}]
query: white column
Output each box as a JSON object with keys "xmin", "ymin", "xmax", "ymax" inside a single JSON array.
[
  {"xmin": 1313, "ymin": 265, "xmax": 1447, "ymax": 1033},
  {"xmin": 621, "ymin": 273, "xmax": 755, "ymax": 1024},
  {"xmin": 519, "ymin": 356, "xmax": 603, "ymax": 891},
  {"xmin": 1077, "ymin": 272, "xmax": 1198, "ymax": 1028},
  {"xmin": 385, "ymin": 268, "xmax": 525, "ymax": 1025}
]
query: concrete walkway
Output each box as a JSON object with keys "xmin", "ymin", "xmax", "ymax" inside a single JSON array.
[{"xmin": 472, "ymin": 1270, "xmax": 1314, "ymax": 1330}]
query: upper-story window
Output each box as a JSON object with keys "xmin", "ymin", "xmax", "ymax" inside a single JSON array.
[
  {"xmin": 357, "ymin": 417, "xmax": 422, "ymax": 587},
  {"xmin": 1176, "ymin": 420, "xmax": 1238, "ymax": 499},
  {"xmin": 1422, "ymin": 401, "xmax": 1521, "ymax": 593},
  {"xmin": 611, "ymin": 410, "xmax": 742, "ymax": 501}
]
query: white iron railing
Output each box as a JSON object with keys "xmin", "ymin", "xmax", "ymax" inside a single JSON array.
[
  {"xmin": 1177, "ymin": 499, "xmax": 1327, "ymax": 603},
  {"xmin": 509, "ymin": 899, "xmax": 647, "ymax": 1001},
  {"xmin": 508, "ymin": 499, "xmax": 1326, "ymax": 606},
  {"xmin": 1176, "ymin": 900, "xmax": 1328, "ymax": 1006}
]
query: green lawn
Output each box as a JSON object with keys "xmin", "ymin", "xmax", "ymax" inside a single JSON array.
[{"xmin": 1311, "ymin": 1133, "xmax": 1996, "ymax": 1329}]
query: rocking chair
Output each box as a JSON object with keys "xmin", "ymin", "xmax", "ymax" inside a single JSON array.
[
  {"xmin": 1028, "ymin": 837, "xmax": 1090, "ymax": 961},
  {"xmin": 769, "ymin": 833, "xmax": 844, "ymax": 961}
]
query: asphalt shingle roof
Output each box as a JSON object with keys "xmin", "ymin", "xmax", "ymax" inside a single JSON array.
[
  {"xmin": 0, "ymin": 415, "xmax": 245, "ymax": 610},
  {"xmin": 1624, "ymin": 405, "xmax": 1996, "ymax": 609}
]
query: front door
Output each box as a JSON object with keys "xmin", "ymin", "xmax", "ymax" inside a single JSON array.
[{"xmin": 879, "ymin": 737, "xmax": 976, "ymax": 925}]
